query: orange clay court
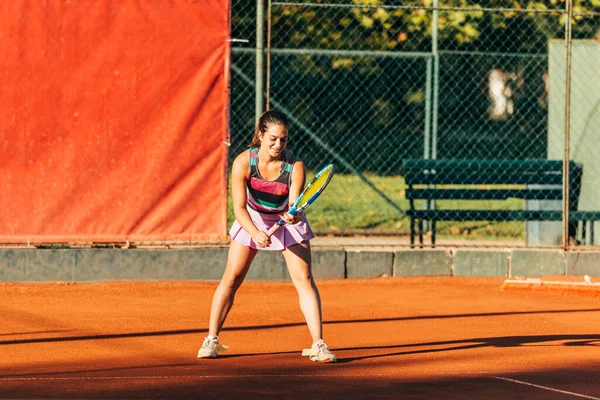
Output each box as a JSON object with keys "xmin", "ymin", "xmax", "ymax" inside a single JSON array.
[{"xmin": 1, "ymin": 276, "xmax": 599, "ymax": 399}]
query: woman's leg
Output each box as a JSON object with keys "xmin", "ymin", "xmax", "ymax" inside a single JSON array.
[
  {"xmin": 282, "ymin": 241, "xmax": 323, "ymax": 342},
  {"xmin": 208, "ymin": 241, "xmax": 258, "ymax": 336}
]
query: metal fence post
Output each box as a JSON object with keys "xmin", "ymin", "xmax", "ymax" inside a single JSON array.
[
  {"xmin": 256, "ymin": 0, "xmax": 265, "ymax": 121},
  {"xmin": 562, "ymin": 0, "xmax": 573, "ymax": 250}
]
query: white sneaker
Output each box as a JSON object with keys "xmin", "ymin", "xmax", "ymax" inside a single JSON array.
[
  {"xmin": 302, "ymin": 339, "xmax": 337, "ymax": 363},
  {"xmin": 197, "ymin": 335, "xmax": 229, "ymax": 358}
]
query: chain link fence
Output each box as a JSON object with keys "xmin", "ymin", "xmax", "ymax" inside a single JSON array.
[{"xmin": 230, "ymin": 0, "xmax": 600, "ymax": 248}]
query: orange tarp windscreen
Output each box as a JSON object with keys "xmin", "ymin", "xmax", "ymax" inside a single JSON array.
[{"xmin": 0, "ymin": 1, "xmax": 230, "ymax": 243}]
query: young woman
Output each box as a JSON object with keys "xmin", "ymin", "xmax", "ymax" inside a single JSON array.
[{"xmin": 197, "ymin": 110, "xmax": 336, "ymax": 363}]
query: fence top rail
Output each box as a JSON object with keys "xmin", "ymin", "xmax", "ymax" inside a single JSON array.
[
  {"xmin": 272, "ymin": 2, "xmax": 600, "ymax": 17},
  {"xmin": 272, "ymin": 2, "xmax": 573, "ymax": 15}
]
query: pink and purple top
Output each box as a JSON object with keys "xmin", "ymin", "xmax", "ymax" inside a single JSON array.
[{"xmin": 246, "ymin": 147, "xmax": 295, "ymax": 214}]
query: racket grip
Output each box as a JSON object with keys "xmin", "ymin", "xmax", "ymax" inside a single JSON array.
[
  {"xmin": 266, "ymin": 219, "xmax": 285, "ymax": 238},
  {"xmin": 266, "ymin": 207, "xmax": 298, "ymax": 238}
]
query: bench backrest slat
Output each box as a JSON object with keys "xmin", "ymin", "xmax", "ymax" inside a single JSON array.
[
  {"xmin": 409, "ymin": 209, "xmax": 564, "ymax": 221},
  {"xmin": 405, "ymin": 189, "xmax": 567, "ymax": 200},
  {"xmin": 405, "ymin": 172, "xmax": 565, "ymax": 185}
]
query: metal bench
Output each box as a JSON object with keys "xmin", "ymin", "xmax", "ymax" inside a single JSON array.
[{"xmin": 402, "ymin": 159, "xmax": 600, "ymax": 247}]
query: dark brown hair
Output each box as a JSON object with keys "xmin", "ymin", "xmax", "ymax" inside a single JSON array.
[{"xmin": 248, "ymin": 110, "xmax": 290, "ymax": 148}]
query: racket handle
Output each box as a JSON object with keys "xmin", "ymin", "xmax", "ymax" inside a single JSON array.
[
  {"xmin": 266, "ymin": 219, "xmax": 285, "ymax": 238},
  {"xmin": 266, "ymin": 207, "xmax": 298, "ymax": 238}
]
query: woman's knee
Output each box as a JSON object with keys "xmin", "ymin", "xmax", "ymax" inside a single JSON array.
[
  {"xmin": 220, "ymin": 271, "xmax": 246, "ymax": 291},
  {"xmin": 292, "ymin": 273, "xmax": 315, "ymax": 290}
]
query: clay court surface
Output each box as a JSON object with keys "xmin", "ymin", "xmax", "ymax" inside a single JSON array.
[{"xmin": 1, "ymin": 277, "xmax": 599, "ymax": 399}]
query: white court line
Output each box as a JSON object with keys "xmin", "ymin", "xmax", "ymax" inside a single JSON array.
[
  {"xmin": 493, "ymin": 376, "xmax": 600, "ymax": 400},
  {"xmin": 1, "ymin": 376, "xmax": 305, "ymax": 381},
  {"xmin": 0, "ymin": 375, "xmax": 394, "ymax": 381},
  {"xmin": 0, "ymin": 371, "xmax": 515, "ymax": 381}
]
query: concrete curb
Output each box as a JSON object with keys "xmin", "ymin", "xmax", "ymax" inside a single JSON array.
[{"xmin": 0, "ymin": 247, "xmax": 598, "ymax": 282}]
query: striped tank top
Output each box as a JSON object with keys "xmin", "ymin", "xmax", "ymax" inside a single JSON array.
[{"xmin": 247, "ymin": 147, "xmax": 297, "ymax": 214}]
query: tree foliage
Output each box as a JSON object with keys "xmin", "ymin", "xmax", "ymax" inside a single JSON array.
[{"xmin": 271, "ymin": 0, "xmax": 600, "ymax": 54}]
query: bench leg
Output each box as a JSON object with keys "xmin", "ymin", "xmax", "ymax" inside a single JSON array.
[
  {"xmin": 418, "ymin": 219, "xmax": 424, "ymax": 248},
  {"xmin": 410, "ymin": 217, "xmax": 415, "ymax": 248},
  {"xmin": 432, "ymin": 220, "xmax": 436, "ymax": 247}
]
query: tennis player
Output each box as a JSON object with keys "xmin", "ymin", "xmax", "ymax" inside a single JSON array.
[{"xmin": 197, "ymin": 110, "xmax": 337, "ymax": 363}]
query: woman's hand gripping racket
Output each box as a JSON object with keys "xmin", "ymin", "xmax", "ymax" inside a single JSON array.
[{"xmin": 266, "ymin": 164, "xmax": 335, "ymax": 237}]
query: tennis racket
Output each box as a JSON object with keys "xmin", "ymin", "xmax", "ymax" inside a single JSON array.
[{"xmin": 266, "ymin": 163, "xmax": 335, "ymax": 237}]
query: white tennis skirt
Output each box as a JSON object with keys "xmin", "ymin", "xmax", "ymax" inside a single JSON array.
[{"xmin": 229, "ymin": 206, "xmax": 314, "ymax": 251}]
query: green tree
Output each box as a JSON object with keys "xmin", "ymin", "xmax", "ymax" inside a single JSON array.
[{"xmin": 271, "ymin": 0, "xmax": 600, "ymax": 55}]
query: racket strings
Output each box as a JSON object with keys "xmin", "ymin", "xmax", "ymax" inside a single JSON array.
[{"xmin": 296, "ymin": 166, "xmax": 334, "ymax": 209}]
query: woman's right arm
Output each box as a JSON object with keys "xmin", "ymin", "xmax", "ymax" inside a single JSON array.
[{"xmin": 231, "ymin": 152, "xmax": 271, "ymax": 247}]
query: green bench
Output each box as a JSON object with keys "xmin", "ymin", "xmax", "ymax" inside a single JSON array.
[{"xmin": 402, "ymin": 159, "xmax": 600, "ymax": 247}]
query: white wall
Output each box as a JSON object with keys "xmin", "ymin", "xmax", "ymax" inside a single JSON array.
[{"xmin": 548, "ymin": 40, "xmax": 600, "ymax": 244}]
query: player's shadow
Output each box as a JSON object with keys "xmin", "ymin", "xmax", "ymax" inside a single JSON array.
[{"xmin": 333, "ymin": 334, "xmax": 600, "ymax": 363}]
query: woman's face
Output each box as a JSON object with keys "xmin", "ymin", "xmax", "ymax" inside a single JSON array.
[{"xmin": 260, "ymin": 124, "xmax": 288, "ymax": 158}]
